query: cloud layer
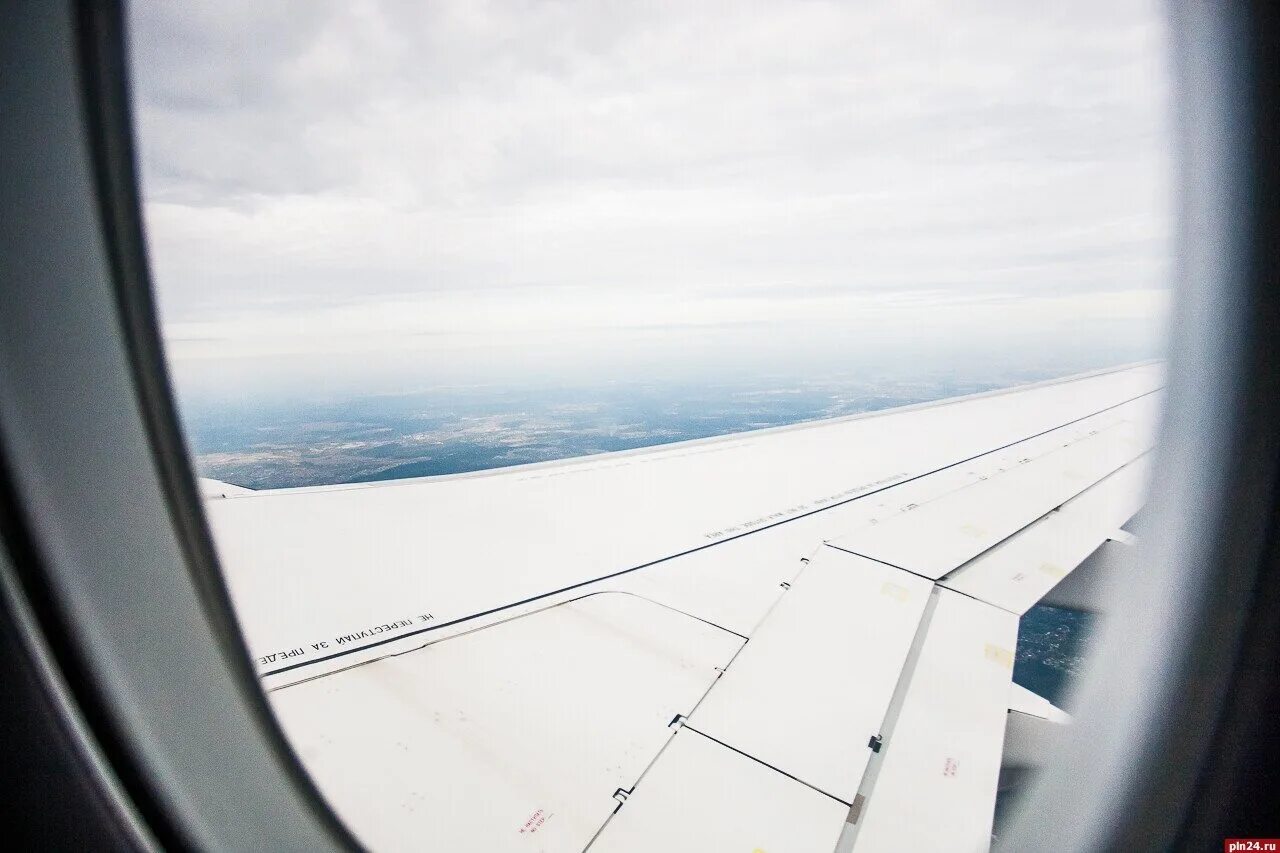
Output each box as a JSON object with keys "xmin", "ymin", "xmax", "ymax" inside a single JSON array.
[{"xmin": 128, "ymin": 0, "xmax": 1173, "ymax": 389}]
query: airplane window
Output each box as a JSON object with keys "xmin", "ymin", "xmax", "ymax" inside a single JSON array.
[{"xmin": 127, "ymin": 2, "xmax": 1172, "ymax": 850}]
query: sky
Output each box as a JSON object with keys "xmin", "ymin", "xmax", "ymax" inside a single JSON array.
[{"xmin": 127, "ymin": 0, "xmax": 1173, "ymax": 400}]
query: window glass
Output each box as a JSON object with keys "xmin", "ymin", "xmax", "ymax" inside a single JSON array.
[{"xmin": 130, "ymin": 2, "xmax": 1171, "ymax": 848}]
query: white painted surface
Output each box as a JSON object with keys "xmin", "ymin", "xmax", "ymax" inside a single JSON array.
[
  {"xmin": 256, "ymin": 488, "xmax": 912, "ymax": 689},
  {"xmin": 1001, "ymin": 710, "xmax": 1067, "ymax": 775},
  {"xmin": 605, "ymin": 493, "xmax": 923, "ymax": 638},
  {"xmin": 850, "ymin": 590, "xmax": 1018, "ymax": 853},
  {"xmin": 941, "ymin": 458, "xmax": 1149, "ymax": 613},
  {"xmin": 205, "ymin": 364, "xmax": 1161, "ymax": 681},
  {"xmin": 602, "ymin": 516, "xmax": 827, "ymax": 637},
  {"xmin": 198, "ymin": 477, "xmax": 254, "ymax": 497},
  {"xmin": 830, "ymin": 396, "xmax": 1156, "ymax": 580},
  {"xmin": 1009, "ymin": 683, "xmax": 1070, "ymax": 723},
  {"xmin": 590, "ymin": 729, "xmax": 848, "ymax": 853},
  {"xmin": 690, "ymin": 548, "xmax": 931, "ymax": 801},
  {"xmin": 237, "ymin": 366, "xmax": 1166, "ymax": 852},
  {"xmin": 269, "ymin": 593, "xmax": 741, "ymax": 853},
  {"xmin": 1039, "ymin": 537, "xmax": 1137, "ymax": 613}
]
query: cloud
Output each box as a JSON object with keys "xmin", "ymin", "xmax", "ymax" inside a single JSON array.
[{"xmin": 128, "ymin": 0, "xmax": 1173, "ymax": 375}]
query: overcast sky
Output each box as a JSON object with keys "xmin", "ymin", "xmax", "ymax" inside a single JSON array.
[{"xmin": 128, "ymin": 0, "xmax": 1172, "ymax": 396}]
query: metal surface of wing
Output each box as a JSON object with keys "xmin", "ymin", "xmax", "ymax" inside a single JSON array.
[{"xmin": 202, "ymin": 363, "xmax": 1162, "ymax": 851}]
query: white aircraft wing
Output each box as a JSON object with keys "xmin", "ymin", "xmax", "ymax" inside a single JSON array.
[{"xmin": 202, "ymin": 362, "xmax": 1161, "ymax": 852}]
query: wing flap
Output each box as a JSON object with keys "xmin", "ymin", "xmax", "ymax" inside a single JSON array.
[
  {"xmin": 590, "ymin": 729, "xmax": 848, "ymax": 853},
  {"xmin": 687, "ymin": 548, "xmax": 932, "ymax": 802},
  {"xmin": 1009, "ymin": 683, "xmax": 1070, "ymax": 722},
  {"xmin": 268, "ymin": 593, "xmax": 742, "ymax": 853},
  {"xmin": 848, "ymin": 589, "xmax": 1018, "ymax": 852},
  {"xmin": 940, "ymin": 457, "xmax": 1149, "ymax": 613},
  {"xmin": 829, "ymin": 397, "xmax": 1154, "ymax": 579}
]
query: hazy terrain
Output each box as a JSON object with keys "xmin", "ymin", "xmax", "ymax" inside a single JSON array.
[{"xmin": 183, "ymin": 366, "xmax": 1090, "ymax": 490}]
